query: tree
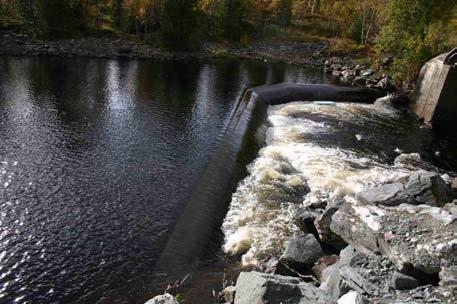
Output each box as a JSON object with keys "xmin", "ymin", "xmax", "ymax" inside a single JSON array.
[
  {"xmin": 221, "ymin": 0, "xmax": 246, "ymax": 41},
  {"xmin": 160, "ymin": 0, "xmax": 199, "ymax": 50},
  {"xmin": 277, "ymin": 0, "xmax": 293, "ymax": 27},
  {"xmin": 376, "ymin": 0, "xmax": 456, "ymax": 81}
]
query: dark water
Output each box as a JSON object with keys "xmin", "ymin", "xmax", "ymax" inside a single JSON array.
[{"xmin": 0, "ymin": 57, "xmax": 327, "ymax": 303}]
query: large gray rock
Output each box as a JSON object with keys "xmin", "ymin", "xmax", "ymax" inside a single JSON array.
[
  {"xmin": 330, "ymin": 199, "xmax": 457, "ymax": 275},
  {"xmin": 404, "ymin": 171, "xmax": 453, "ymax": 207},
  {"xmin": 357, "ymin": 171, "xmax": 453, "ymax": 207},
  {"xmin": 314, "ymin": 199, "xmax": 346, "ymax": 245},
  {"xmin": 320, "ymin": 246, "xmax": 391, "ymax": 300},
  {"xmin": 357, "ymin": 183, "xmax": 412, "ymax": 207},
  {"xmin": 234, "ymin": 271, "xmax": 335, "ymax": 304},
  {"xmin": 279, "ymin": 234, "xmax": 323, "ymax": 271},
  {"xmin": 144, "ymin": 293, "xmax": 179, "ymax": 304}
]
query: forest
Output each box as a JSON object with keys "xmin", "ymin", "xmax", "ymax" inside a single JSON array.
[{"xmin": 1, "ymin": 0, "xmax": 456, "ymax": 82}]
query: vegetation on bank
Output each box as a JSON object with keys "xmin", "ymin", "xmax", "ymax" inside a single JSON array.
[{"xmin": 0, "ymin": 0, "xmax": 456, "ymax": 83}]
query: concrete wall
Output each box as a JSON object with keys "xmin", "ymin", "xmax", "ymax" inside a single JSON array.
[{"xmin": 412, "ymin": 54, "xmax": 457, "ymax": 129}]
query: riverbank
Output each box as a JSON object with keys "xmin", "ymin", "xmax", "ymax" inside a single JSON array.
[
  {"xmin": 1, "ymin": 30, "xmax": 406, "ymax": 96},
  {"xmin": 0, "ymin": 30, "xmax": 328, "ymax": 66}
]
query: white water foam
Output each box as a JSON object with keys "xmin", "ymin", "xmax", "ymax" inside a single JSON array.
[{"xmin": 222, "ymin": 101, "xmax": 418, "ymax": 267}]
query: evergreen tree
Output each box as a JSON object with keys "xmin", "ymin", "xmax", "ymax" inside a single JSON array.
[{"xmin": 160, "ymin": 0, "xmax": 199, "ymax": 50}]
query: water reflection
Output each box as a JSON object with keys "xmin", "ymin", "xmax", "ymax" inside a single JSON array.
[{"xmin": 0, "ymin": 56, "xmax": 328, "ymax": 303}]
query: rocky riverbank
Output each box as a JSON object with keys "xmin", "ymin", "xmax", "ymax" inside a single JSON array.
[
  {"xmin": 215, "ymin": 163, "xmax": 457, "ymax": 304},
  {"xmin": 212, "ymin": 100, "xmax": 457, "ymax": 304},
  {"xmin": 1, "ymin": 30, "xmax": 405, "ymax": 96},
  {"xmin": 0, "ymin": 30, "xmax": 329, "ymax": 68}
]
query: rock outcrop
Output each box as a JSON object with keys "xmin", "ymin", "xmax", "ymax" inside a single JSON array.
[{"xmin": 330, "ymin": 199, "xmax": 457, "ymax": 276}]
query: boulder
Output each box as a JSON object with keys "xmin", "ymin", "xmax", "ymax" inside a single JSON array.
[
  {"xmin": 144, "ymin": 293, "xmax": 179, "ymax": 304},
  {"xmin": 357, "ymin": 171, "xmax": 453, "ymax": 207},
  {"xmin": 330, "ymin": 199, "xmax": 457, "ymax": 276},
  {"xmin": 357, "ymin": 183, "xmax": 412, "ymax": 207},
  {"xmin": 279, "ymin": 234, "xmax": 323, "ymax": 272},
  {"xmin": 337, "ymin": 291, "xmax": 367, "ymax": 304},
  {"xmin": 314, "ymin": 203, "xmax": 346, "ymax": 246},
  {"xmin": 234, "ymin": 271, "xmax": 336, "ymax": 304},
  {"xmin": 320, "ymin": 246, "xmax": 390, "ymax": 300},
  {"xmin": 404, "ymin": 171, "xmax": 453, "ymax": 207},
  {"xmin": 390, "ymin": 272, "xmax": 419, "ymax": 290}
]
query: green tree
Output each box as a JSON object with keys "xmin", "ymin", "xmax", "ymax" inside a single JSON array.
[
  {"xmin": 160, "ymin": 0, "xmax": 199, "ymax": 50},
  {"xmin": 376, "ymin": 0, "xmax": 456, "ymax": 81}
]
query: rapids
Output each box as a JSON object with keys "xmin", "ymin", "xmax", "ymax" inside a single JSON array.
[{"xmin": 222, "ymin": 100, "xmax": 446, "ymax": 267}]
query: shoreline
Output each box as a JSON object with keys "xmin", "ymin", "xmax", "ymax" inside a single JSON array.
[{"xmin": 1, "ymin": 30, "xmax": 404, "ymax": 96}]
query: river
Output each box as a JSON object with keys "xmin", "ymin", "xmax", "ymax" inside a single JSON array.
[{"xmin": 0, "ymin": 57, "xmax": 328, "ymax": 304}]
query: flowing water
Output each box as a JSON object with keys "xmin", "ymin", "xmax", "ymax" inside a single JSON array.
[
  {"xmin": 223, "ymin": 100, "xmax": 457, "ymax": 267},
  {"xmin": 0, "ymin": 57, "xmax": 327, "ymax": 304}
]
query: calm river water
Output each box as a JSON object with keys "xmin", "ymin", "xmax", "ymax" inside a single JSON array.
[{"xmin": 0, "ymin": 57, "xmax": 329, "ymax": 303}]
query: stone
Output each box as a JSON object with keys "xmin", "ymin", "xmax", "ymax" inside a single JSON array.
[
  {"xmin": 330, "ymin": 199, "xmax": 457, "ymax": 276},
  {"xmin": 294, "ymin": 209, "xmax": 320, "ymax": 235},
  {"xmin": 314, "ymin": 200, "xmax": 346, "ymax": 245},
  {"xmin": 313, "ymin": 255, "xmax": 339, "ymax": 281},
  {"xmin": 144, "ymin": 293, "xmax": 179, "ymax": 304},
  {"xmin": 357, "ymin": 183, "xmax": 412, "ymax": 207},
  {"xmin": 375, "ymin": 77, "xmax": 396, "ymax": 92},
  {"xmin": 361, "ymin": 69, "xmax": 374, "ymax": 77},
  {"xmin": 404, "ymin": 171, "xmax": 453, "ymax": 207},
  {"xmin": 319, "ymin": 247, "xmax": 387, "ymax": 300},
  {"xmin": 332, "ymin": 70, "xmax": 343, "ymax": 77},
  {"xmin": 337, "ymin": 291, "xmax": 366, "ymax": 304},
  {"xmin": 221, "ymin": 286, "xmax": 236, "ymax": 303},
  {"xmin": 391, "ymin": 272, "xmax": 419, "ymax": 290},
  {"xmin": 279, "ymin": 234, "xmax": 323, "ymax": 271},
  {"xmin": 119, "ymin": 46, "xmax": 133, "ymax": 54},
  {"xmin": 439, "ymin": 266, "xmax": 457, "ymax": 288},
  {"xmin": 234, "ymin": 271, "xmax": 336, "ymax": 304}
]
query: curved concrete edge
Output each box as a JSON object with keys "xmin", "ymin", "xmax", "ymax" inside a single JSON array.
[
  {"xmin": 155, "ymin": 83, "xmax": 387, "ymax": 275},
  {"xmin": 251, "ymin": 83, "xmax": 386, "ymax": 105}
]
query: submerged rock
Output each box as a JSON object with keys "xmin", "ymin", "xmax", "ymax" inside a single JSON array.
[
  {"xmin": 234, "ymin": 271, "xmax": 335, "ymax": 304},
  {"xmin": 144, "ymin": 293, "xmax": 179, "ymax": 304}
]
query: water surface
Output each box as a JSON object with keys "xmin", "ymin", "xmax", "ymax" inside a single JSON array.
[{"xmin": 0, "ymin": 57, "xmax": 326, "ymax": 303}]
